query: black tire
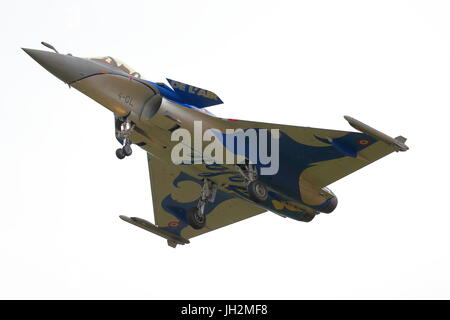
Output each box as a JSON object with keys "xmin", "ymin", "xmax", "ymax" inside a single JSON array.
[
  {"xmin": 247, "ymin": 181, "xmax": 269, "ymax": 202},
  {"xmin": 116, "ymin": 148, "xmax": 126, "ymax": 159},
  {"xmin": 186, "ymin": 207, "xmax": 206, "ymax": 230},
  {"xmin": 123, "ymin": 144, "xmax": 132, "ymax": 156}
]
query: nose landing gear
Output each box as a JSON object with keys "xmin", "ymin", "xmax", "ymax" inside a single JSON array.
[
  {"xmin": 116, "ymin": 143, "xmax": 132, "ymax": 159},
  {"xmin": 115, "ymin": 117, "xmax": 134, "ymax": 160}
]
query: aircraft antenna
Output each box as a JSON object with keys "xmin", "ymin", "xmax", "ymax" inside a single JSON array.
[{"xmin": 41, "ymin": 41, "xmax": 59, "ymax": 54}]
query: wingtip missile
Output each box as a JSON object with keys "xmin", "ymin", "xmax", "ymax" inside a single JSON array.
[
  {"xmin": 119, "ymin": 215, "xmax": 189, "ymax": 248},
  {"xmin": 344, "ymin": 115, "xmax": 409, "ymax": 152}
]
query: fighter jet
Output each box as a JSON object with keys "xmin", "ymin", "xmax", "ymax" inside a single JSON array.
[{"xmin": 23, "ymin": 42, "xmax": 409, "ymax": 247}]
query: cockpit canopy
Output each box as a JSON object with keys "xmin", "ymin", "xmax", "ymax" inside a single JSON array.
[{"xmin": 87, "ymin": 56, "xmax": 141, "ymax": 78}]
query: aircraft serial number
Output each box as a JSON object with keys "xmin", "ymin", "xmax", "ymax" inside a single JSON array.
[{"xmin": 118, "ymin": 93, "xmax": 134, "ymax": 108}]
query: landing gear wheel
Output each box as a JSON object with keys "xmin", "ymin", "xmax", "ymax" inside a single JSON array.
[
  {"xmin": 247, "ymin": 181, "xmax": 268, "ymax": 202},
  {"xmin": 187, "ymin": 207, "xmax": 206, "ymax": 230},
  {"xmin": 116, "ymin": 148, "xmax": 126, "ymax": 159},
  {"xmin": 123, "ymin": 144, "xmax": 132, "ymax": 156}
]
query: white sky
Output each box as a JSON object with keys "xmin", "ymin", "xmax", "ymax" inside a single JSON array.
[{"xmin": 1, "ymin": 0, "xmax": 449, "ymax": 299}]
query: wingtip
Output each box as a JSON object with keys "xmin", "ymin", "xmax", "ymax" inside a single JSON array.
[{"xmin": 394, "ymin": 136, "xmax": 409, "ymax": 151}]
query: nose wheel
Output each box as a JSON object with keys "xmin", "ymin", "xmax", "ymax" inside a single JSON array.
[
  {"xmin": 116, "ymin": 144, "xmax": 133, "ymax": 159},
  {"xmin": 115, "ymin": 117, "xmax": 134, "ymax": 160}
]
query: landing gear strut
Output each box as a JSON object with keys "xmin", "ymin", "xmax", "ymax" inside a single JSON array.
[
  {"xmin": 115, "ymin": 117, "xmax": 134, "ymax": 160},
  {"xmin": 187, "ymin": 179, "xmax": 217, "ymax": 230},
  {"xmin": 237, "ymin": 163, "xmax": 269, "ymax": 202}
]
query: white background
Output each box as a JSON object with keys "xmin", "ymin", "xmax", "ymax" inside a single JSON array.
[{"xmin": 1, "ymin": 0, "xmax": 449, "ymax": 299}]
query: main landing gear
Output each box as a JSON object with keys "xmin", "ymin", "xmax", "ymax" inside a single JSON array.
[
  {"xmin": 237, "ymin": 163, "xmax": 269, "ymax": 202},
  {"xmin": 187, "ymin": 179, "xmax": 217, "ymax": 230},
  {"xmin": 115, "ymin": 117, "xmax": 134, "ymax": 160}
]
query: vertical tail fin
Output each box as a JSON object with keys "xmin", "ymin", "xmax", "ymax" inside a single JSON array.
[{"xmin": 166, "ymin": 78, "xmax": 223, "ymax": 108}]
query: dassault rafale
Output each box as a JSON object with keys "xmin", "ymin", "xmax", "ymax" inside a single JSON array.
[{"xmin": 23, "ymin": 42, "xmax": 409, "ymax": 247}]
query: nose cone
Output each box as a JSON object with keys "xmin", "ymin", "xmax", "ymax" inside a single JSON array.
[{"xmin": 23, "ymin": 48, "xmax": 98, "ymax": 84}]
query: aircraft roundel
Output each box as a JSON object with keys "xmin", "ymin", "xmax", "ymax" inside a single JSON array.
[
  {"xmin": 168, "ymin": 221, "xmax": 180, "ymax": 228},
  {"xmin": 358, "ymin": 139, "xmax": 370, "ymax": 146}
]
